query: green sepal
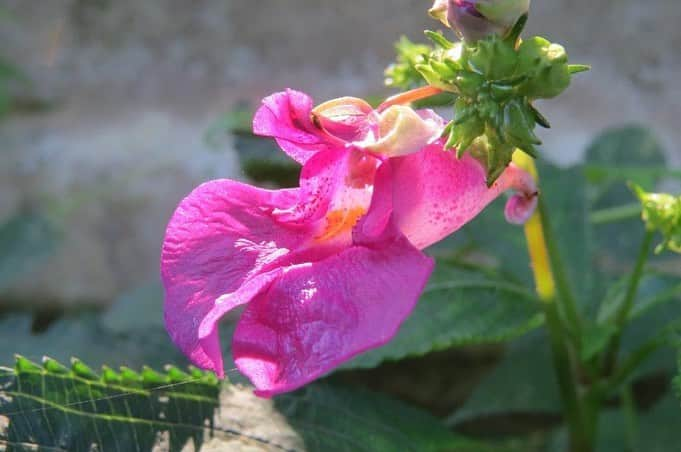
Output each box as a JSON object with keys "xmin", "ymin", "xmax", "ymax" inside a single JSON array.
[
  {"xmin": 527, "ymin": 102, "xmax": 551, "ymax": 128},
  {"xmin": 504, "ymin": 13, "xmax": 529, "ymax": 44},
  {"xmin": 568, "ymin": 64, "xmax": 591, "ymax": 74},
  {"xmin": 424, "ymin": 30, "xmax": 454, "ymax": 49},
  {"xmin": 516, "ymin": 37, "xmax": 571, "ymax": 99},
  {"xmin": 466, "ymin": 37, "xmax": 518, "ymax": 80},
  {"xmin": 502, "ymin": 99, "xmax": 542, "ymax": 147}
]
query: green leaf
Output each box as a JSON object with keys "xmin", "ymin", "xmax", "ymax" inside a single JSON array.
[
  {"xmin": 0, "ymin": 213, "xmax": 60, "ymax": 290},
  {"xmin": 385, "ymin": 36, "xmax": 433, "ymax": 90},
  {"xmin": 436, "ymin": 161, "xmax": 590, "ymax": 301},
  {"xmin": 275, "ymin": 384, "xmax": 511, "ymax": 452},
  {"xmin": 580, "ymin": 322, "xmax": 617, "ymax": 362},
  {"xmin": 0, "ymin": 356, "xmax": 513, "ymax": 452},
  {"xmin": 447, "ymin": 332, "xmax": 561, "ymax": 425},
  {"xmin": 585, "ymin": 125, "xmax": 670, "ymax": 302},
  {"xmin": 343, "ymin": 264, "xmax": 542, "ymax": 369},
  {"xmin": 634, "ymin": 394, "xmax": 681, "ymax": 452},
  {"xmin": 0, "ymin": 357, "xmax": 220, "ymax": 451}
]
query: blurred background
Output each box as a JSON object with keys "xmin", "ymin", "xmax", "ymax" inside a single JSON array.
[{"xmin": 0, "ymin": 0, "xmax": 680, "ymax": 431}]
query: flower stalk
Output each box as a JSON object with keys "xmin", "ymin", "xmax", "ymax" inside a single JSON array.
[{"xmin": 512, "ymin": 150, "xmax": 593, "ymax": 452}]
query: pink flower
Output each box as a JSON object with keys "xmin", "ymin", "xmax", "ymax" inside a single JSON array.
[{"xmin": 161, "ymin": 89, "xmax": 536, "ymax": 397}]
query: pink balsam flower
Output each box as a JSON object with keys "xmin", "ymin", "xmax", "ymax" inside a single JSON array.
[{"xmin": 161, "ymin": 89, "xmax": 536, "ymax": 397}]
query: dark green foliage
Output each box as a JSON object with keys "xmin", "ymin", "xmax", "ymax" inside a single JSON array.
[
  {"xmin": 385, "ymin": 36, "xmax": 434, "ymax": 90},
  {"xmin": 344, "ymin": 264, "xmax": 542, "ymax": 369},
  {"xmin": 0, "ymin": 357, "xmax": 220, "ymax": 452},
  {"xmin": 276, "ymin": 384, "xmax": 509, "ymax": 452}
]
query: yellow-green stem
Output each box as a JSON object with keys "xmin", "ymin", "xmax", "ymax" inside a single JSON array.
[{"xmin": 512, "ymin": 151, "xmax": 594, "ymax": 452}]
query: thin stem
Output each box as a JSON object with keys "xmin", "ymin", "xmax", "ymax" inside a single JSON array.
[
  {"xmin": 590, "ymin": 203, "xmax": 641, "ymax": 225},
  {"xmin": 603, "ymin": 229, "xmax": 655, "ymax": 373},
  {"xmin": 377, "ymin": 86, "xmax": 444, "ymax": 112},
  {"xmin": 621, "ymin": 385, "xmax": 639, "ymax": 451},
  {"xmin": 512, "ymin": 151, "xmax": 592, "ymax": 452},
  {"xmin": 608, "ymin": 339, "xmax": 662, "ymax": 389},
  {"xmin": 538, "ymin": 198, "xmax": 583, "ymax": 335},
  {"xmin": 543, "ymin": 302, "xmax": 592, "ymax": 452}
]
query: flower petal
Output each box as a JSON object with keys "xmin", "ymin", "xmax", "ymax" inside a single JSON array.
[
  {"xmin": 389, "ymin": 143, "xmax": 537, "ymax": 249},
  {"xmin": 253, "ymin": 89, "xmax": 337, "ymax": 164},
  {"xmin": 360, "ymin": 106, "xmax": 444, "ymax": 158},
  {"xmin": 311, "ymin": 96, "xmax": 374, "ymax": 142},
  {"xmin": 161, "ymin": 179, "xmax": 314, "ymax": 374},
  {"xmin": 232, "ymin": 227, "xmax": 434, "ymax": 397}
]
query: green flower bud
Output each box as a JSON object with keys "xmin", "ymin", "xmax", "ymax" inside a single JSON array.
[
  {"xmin": 517, "ymin": 37, "xmax": 571, "ymax": 99},
  {"xmin": 632, "ymin": 184, "xmax": 681, "ymax": 254}
]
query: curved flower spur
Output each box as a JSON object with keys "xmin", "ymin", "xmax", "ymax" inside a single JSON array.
[{"xmin": 161, "ymin": 89, "xmax": 537, "ymax": 397}]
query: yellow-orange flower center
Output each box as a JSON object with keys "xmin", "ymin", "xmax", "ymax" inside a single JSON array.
[{"xmin": 315, "ymin": 207, "xmax": 367, "ymax": 242}]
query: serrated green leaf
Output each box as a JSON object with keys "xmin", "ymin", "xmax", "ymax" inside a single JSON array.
[
  {"xmin": 276, "ymin": 384, "xmax": 505, "ymax": 452},
  {"xmin": 343, "ymin": 265, "xmax": 542, "ymax": 370},
  {"xmin": 0, "ymin": 356, "xmax": 516, "ymax": 452},
  {"xmin": 447, "ymin": 332, "xmax": 561, "ymax": 424},
  {"xmin": 0, "ymin": 357, "xmax": 220, "ymax": 451}
]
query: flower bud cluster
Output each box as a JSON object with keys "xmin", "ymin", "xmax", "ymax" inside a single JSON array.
[
  {"xmin": 413, "ymin": 25, "xmax": 587, "ymax": 183},
  {"xmin": 632, "ymin": 184, "xmax": 681, "ymax": 254}
]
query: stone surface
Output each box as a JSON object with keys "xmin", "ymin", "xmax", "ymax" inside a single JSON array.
[{"xmin": 0, "ymin": 0, "xmax": 679, "ymax": 306}]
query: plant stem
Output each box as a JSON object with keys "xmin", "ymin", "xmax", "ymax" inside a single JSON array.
[
  {"xmin": 589, "ymin": 203, "xmax": 641, "ymax": 225},
  {"xmin": 538, "ymin": 198, "xmax": 583, "ymax": 336},
  {"xmin": 603, "ymin": 229, "xmax": 655, "ymax": 373},
  {"xmin": 512, "ymin": 151, "xmax": 593, "ymax": 452}
]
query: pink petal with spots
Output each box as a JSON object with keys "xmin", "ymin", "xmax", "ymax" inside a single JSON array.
[
  {"xmin": 232, "ymin": 225, "xmax": 434, "ymax": 397},
  {"xmin": 253, "ymin": 89, "xmax": 338, "ymax": 164},
  {"xmin": 389, "ymin": 143, "xmax": 537, "ymax": 249},
  {"xmin": 161, "ymin": 179, "xmax": 314, "ymax": 374}
]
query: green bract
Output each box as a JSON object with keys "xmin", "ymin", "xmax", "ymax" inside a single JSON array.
[
  {"xmin": 386, "ymin": 20, "xmax": 588, "ymax": 184},
  {"xmin": 632, "ymin": 184, "xmax": 681, "ymax": 254}
]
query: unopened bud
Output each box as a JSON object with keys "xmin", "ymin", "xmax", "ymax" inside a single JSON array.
[{"xmin": 430, "ymin": 0, "xmax": 531, "ymax": 42}]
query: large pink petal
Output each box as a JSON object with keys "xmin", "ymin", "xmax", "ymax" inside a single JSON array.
[
  {"xmin": 161, "ymin": 179, "xmax": 314, "ymax": 374},
  {"xmin": 253, "ymin": 89, "xmax": 338, "ymax": 164},
  {"xmin": 232, "ymin": 226, "xmax": 434, "ymax": 397},
  {"xmin": 390, "ymin": 143, "xmax": 537, "ymax": 249}
]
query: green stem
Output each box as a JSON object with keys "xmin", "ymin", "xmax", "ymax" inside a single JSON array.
[
  {"xmin": 542, "ymin": 302, "xmax": 593, "ymax": 452},
  {"xmin": 538, "ymin": 199, "xmax": 583, "ymax": 338},
  {"xmin": 609, "ymin": 339, "xmax": 662, "ymax": 389},
  {"xmin": 590, "ymin": 203, "xmax": 641, "ymax": 225},
  {"xmin": 621, "ymin": 385, "xmax": 639, "ymax": 451},
  {"xmin": 603, "ymin": 229, "xmax": 655, "ymax": 373}
]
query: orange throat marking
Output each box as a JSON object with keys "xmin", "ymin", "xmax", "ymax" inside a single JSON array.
[{"xmin": 315, "ymin": 207, "xmax": 367, "ymax": 242}]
